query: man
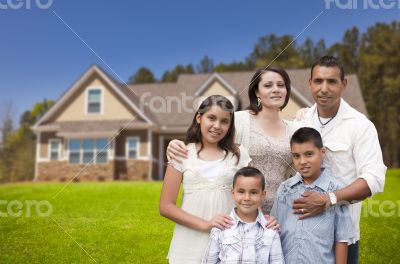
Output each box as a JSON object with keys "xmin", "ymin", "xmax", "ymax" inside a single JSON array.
[{"xmin": 292, "ymin": 55, "xmax": 387, "ymax": 264}]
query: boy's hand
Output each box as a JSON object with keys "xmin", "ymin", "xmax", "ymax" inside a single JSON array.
[
  {"xmin": 207, "ymin": 214, "xmax": 233, "ymax": 231},
  {"xmin": 166, "ymin": 139, "xmax": 188, "ymax": 163},
  {"xmin": 264, "ymin": 215, "xmax": 280, "ymax": 231},
  {"xmin": 292, "ymin": 192, "xmax": 329, "ymax": 220}
]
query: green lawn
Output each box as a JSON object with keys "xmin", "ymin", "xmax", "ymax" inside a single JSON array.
[{"xmin": 0, "ymin": 170, "xmax": 399, "ymax": 263}]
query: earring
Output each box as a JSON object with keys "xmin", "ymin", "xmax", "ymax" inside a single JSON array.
[{"xmin": 257, "ymin": 97, "xmax": 262, "ymax": 109}]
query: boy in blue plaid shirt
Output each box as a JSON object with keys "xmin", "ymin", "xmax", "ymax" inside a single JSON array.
[
  {"xmin": 202, "ymin": 166, "xmax": 284, "ymax": 264},
  {"xmin": 271, "ymin": 127, "xmax": 355, "ymax": 264}
]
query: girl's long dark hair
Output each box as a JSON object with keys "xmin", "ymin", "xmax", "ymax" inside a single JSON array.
[{"xmin": 185, "ymin": 95, "xmax": 240, "ymax": 163}]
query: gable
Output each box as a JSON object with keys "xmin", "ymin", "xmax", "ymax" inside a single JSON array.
[
  {"xmin": 201, "ymin": 79, "xmax": 233, "ymax": 97},
  {"xmin": 50, "ymin": 74, "xmax": 140, "ymax": 122}
]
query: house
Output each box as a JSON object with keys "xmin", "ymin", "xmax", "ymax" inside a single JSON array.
[{"xmin": 32, "ymin": 65, "xmax": 367, "ymax": 181}]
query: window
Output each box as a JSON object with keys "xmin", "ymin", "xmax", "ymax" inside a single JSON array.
[
  {"xmin": 96, "ymin": 138, "xmax": 108, "ymax": 163},
  {"xmin": 83, "ymin": 139, "xmax": 94, "ymax": 164},
  {"xmin": 49, "ymin": 139, "xmax": 61, "ymax": 161},
  {"xmin": 87, "ymin": 89, "xmax": 101, "ymax": 114},
  {"xmin": 68, "ymin": 138, "xmax": 108, "ymax": 164},
  {"xmin": 127, "ymin": 137, "xmax": 139, "ymax": 159},
  {"xmin": 69, "ymin": 139, "xmax": 81, "ymax": 164}
]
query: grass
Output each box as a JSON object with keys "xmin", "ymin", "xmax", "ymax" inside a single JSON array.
[{"xmin": 0, "ymin": 170, "xmax": 399, "ymax": 263}]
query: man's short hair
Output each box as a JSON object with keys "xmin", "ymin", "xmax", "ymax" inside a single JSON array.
[
  {"xmin": 311, "ymin": 55, "xmax": 345, "ymax": 81},
  {"xmin": 233, "ymin": 166, "xmax": 265, "ymax": 190},
  {"xmin": 290, "ymin": 127, "xmax": 324, "ymax": 149}
]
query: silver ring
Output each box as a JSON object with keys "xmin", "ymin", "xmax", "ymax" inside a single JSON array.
[{"xmin": 301, "ymin": 208, "xmax": 304, "ymax": 214}]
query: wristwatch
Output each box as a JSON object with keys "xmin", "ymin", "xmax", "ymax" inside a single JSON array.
[{"xmin": 328, "ymin": 192, "xmax": 337, "ymax": 206}]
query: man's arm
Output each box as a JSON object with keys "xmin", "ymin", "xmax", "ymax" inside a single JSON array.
[{"xmin": 293, "ymin": 120, "xmax": 386, "ymax": 219}]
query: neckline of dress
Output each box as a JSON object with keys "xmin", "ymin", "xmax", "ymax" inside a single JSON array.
[
  {"xmin": 249, "ymin": 113, "xmax": 288, "ymax": 141},
  {"xmin": 189, "ymin": 143, "xmax": 229, "ymax": 182}
]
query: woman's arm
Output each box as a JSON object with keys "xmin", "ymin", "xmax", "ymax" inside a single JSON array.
[
  {"xmin": 335, "ymin": 242, "xmax": 348, "ymax": 264},
  {"xmin": 159, "ymin": 165, "xmax": 232, "ymax": 232}
]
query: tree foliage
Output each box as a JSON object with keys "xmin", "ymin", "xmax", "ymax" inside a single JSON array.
[
  {"xmin": 161, "ymin": 64, "xmax": 194, "ymax": 82},
  {"xmin": 0, "ymin": 100, "xmax": 54, "ymax": 182},
  {"xmin": 128, "ymin": 67, "xmax": 156, "ymax": 84},
  {"xmin": 358, "ymin": 22, "xmax": 400, "ymax": 167}
]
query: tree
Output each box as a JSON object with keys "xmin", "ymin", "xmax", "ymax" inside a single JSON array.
[
  {"xmin": 0, "ymin": 100, "xmax": 16, "ymax": 144},
  {"xmin": 161, "ymin": 64, "xmax": 194, "ymax": 82},
  {"xmin": 0, "ymin": 99, "xmax": 55, "ymax": 182},
  {"xmin": 247, "ymin": 34, "xmax": 304, "ymax": 69},
  {"xmin": 128, "ymin": 67, "xmax": 156, "ymax": 84},
  {"xmin": 328, "ymin": 27, "xmax": 360, "ymax": 73},
  {"xmin": 197, "ymin": 55, "xmax": 214, "ymax": 73},
  {"xmin": 299, "ymin": 37, "xmax": 315, "ymax": 67},
  {"xmin": 214, "ymin": 60, "xmax": 254, "ymax": 72},
  {"xmin": 359, "ymin": 21, "xmax": 400, "ymax": 167}
]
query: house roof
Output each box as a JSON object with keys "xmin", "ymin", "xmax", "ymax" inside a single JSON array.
[{"xmin": 33, "ymin": 65, "xmax": 368, "ymax": 133}]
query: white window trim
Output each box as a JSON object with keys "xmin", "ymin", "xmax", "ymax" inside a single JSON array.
[
  {"xmin": 48, "ymin": 139, "xmax": 61, "ymax": 161},
  {"xmin": 68, "ymin": 138, "xmax": 109, "ymax": 164},
  {"xmin": 126, "ymin": 136, "xmax": 142, "ymax": 160},
  {"xmin": 85, "ymin": 87, "xmax": 104, "ymax": 115}
]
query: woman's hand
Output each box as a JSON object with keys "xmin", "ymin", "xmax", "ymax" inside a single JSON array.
[
  {"xmin": 166, "ymin": 139, "xmax": 188, "ymax": 163},
  {"xmin": 294, "ymin": 107, "xmax": 309, "ymax": 121},
  {"xmin": 206, "ymin": 214, "xmax": 233, "ymax": 231},
  {"xmin": 264, "ymin": 215, "xmax": 280, "ymax": 231}
]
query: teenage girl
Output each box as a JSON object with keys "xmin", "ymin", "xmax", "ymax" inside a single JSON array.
[{"xmin": 159, "ymin": 95, "xmax": 251, "ymax": 264}]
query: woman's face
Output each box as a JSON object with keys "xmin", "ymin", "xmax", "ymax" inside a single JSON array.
[{"xmin": 255, "ymin": 71, "xmax": 287, "ymax": 110}]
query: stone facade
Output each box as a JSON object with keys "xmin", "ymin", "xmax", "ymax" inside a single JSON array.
[
  {"xmin": 37, "ymin": 161, "xmax": 114, "ymax": 182},
  {"xmin": 37, "ymin": 160, "xmax": 150, "ymax": 181}
]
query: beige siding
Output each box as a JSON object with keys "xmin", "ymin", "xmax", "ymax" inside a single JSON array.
[
  {"xmin": 40, "ymin": 132, "xmax": 63, "ymax": 159},
  {"xmin": 54, "ymin": 76, "xmax": 136, "ymax": 122},
  {"xmin": 115, "ymin": 130, "xmax": 148, "ymax": 158},
  {"xmin": 202, "ymin": 80, "xmax": 232, "ymax": 97},
  {"xmin": 280, "ymin": 97, "xmax": 303, "ymax": 120}
]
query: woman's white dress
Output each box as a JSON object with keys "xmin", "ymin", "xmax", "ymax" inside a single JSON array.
[{"xmin": 167, "ymin": 143, "xmax": 251, "ymax": 264}]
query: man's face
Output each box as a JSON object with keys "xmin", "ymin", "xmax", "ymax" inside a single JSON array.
[{"xmin": 309, "ymin": 66, "xmax": 347, "ymax": 116}]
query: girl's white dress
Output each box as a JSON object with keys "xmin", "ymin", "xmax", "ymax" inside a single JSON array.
[{"xmin": 167, "ymin": 143, "xmax": 251, "ymax": 264}]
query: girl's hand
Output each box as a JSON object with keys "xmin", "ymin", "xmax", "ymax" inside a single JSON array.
[
  {"xmin": 264, "ymin": 215, "xmax": 280, "ymax": 231},
  {"xmin": 166, "ymin": 139, "xmax": 188, "ymax": 163},
  {"xmin": 207, "ymin": 214, "xmax": 233, "ymax": 231}
]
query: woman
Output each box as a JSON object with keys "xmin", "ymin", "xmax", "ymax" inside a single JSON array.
[{"xmin": 167, "ymin": 67, "xmax": 297, "ymax": 214}]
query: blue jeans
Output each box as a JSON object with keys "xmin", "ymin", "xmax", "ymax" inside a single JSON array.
[{"xmin": 347, "ymin": 241, "xmax": 359, "ymax": 264}]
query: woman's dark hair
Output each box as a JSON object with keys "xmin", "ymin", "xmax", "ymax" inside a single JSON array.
[
  {"xmin": 185, "ymin": 95, "xmax": 240, "ymax": 162},
  {"xmin": 247, "ymin": 67, "xmax": 291, "ymax": 113}
]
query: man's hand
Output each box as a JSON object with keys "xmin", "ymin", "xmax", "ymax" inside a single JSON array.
[
  {"xmin": 292, "ymin": 192, "xmax": 330, "ymax": 220},
  {"xmin": 166, "ymin": 139, "xmax": 188, "ymax": 163}
]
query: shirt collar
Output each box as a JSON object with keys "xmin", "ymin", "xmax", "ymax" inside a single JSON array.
[
  {"xmin": 309, "ymin": 98, "xmax": 357, "ymax": 121},
  {"xmin": 289, "ymin": 168, "xmax": 331, "ymax": 192},
  {"xmin": 230, "ymin": 207, "xmax": 267, "ymax": 230}
]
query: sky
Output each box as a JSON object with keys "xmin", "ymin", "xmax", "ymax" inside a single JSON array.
[{"xmin": 0, "ymin": 0, "xmax": 399, "ymax": 123}]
